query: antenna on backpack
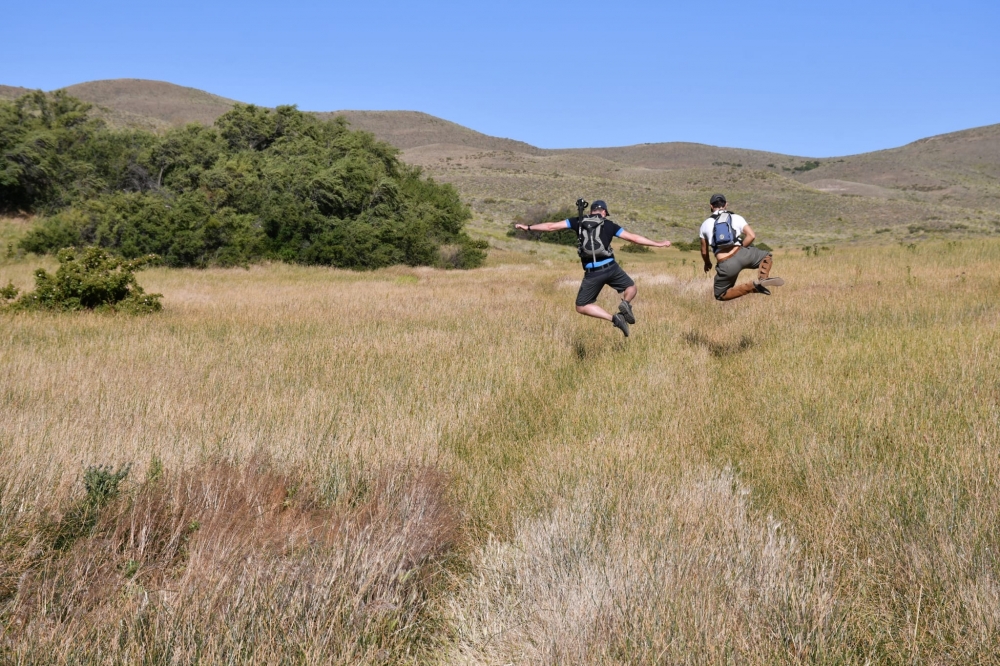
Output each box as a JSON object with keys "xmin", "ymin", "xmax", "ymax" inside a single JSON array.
[{"xmin": 576, "ymin": 198, "xmax": 588, "ymax": 220}]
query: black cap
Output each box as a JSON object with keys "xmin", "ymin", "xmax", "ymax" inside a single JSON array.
[
  {"xmin": 710, "ymin": 194, "xmax": 727, "ymax": 207},
  {"xmin": 590, "ymin": 200, "xmax": 609, "ymax": 213}
]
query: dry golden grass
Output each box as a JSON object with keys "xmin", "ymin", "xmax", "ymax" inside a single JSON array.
[{"xmin": 2, "ymin": 228, "xmax": 1000, "ymax": 663}]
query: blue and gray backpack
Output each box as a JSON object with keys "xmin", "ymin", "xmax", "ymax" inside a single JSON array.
[
  {"xmin": 711, "ymin": 212, "xmax": 737, "ymax": 252},
  {"xmin": 577, "ymin": 215, "xmax": 614, "ymax": 265}
]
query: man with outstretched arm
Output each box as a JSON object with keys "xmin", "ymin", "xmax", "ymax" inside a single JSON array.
[
  {"xmin": 515, "ymin": 199, "xmax": 671, "ymax": 337},
  {"xmin": 700, "ymin": 194, "xmax": 784, "ymax": 301}
]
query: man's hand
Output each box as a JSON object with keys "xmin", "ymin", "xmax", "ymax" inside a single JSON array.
[
  {"xmin": 514, "ymin": 224, "xmax": 530, "ymax": 231},
  {"xmin": 656, "ymin": 240, "xmax": 672, "ymax": 248},
  {"xmin": 704, "ymin": 261, "xmax": 713, "ymax": 273}
]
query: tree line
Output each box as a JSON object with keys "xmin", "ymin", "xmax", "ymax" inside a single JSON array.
[{"xmin": 0, "ymin": 91, "xmax": 486, "ymax": 269}]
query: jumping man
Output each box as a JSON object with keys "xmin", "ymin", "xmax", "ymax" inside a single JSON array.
[
  {"xmin": 700, "ymin": 194, "xmax": 784, "ymax": 301},
  {"xmin": 515, "ymin": 199, "xmax": 671, "ymax": 337}
]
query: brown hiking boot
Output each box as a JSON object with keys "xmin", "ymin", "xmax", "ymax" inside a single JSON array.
[
  {"xmin": 758, "ymin": 253, "xmax": 773, "ymax": 280},
  {"xmin": 720, "ymin": 282, "xmax": 758, "ymax": 301}
]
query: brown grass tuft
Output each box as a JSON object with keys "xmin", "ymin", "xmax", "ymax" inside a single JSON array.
[{"xmin": 1, "ymin": 458, "xmax": 460, "ymax": 664}]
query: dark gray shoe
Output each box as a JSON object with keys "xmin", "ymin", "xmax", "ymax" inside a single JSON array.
[
  {"xmin": 753, "ymin": 277, "xmax": 785, "ymax": 295},
  {"xmin": 618, "ymin": 300, "xmax": 635, "ymax": 324},
  {"xmin": 612, "ymin": 313, "xmax": 630, "ymax": 337}
]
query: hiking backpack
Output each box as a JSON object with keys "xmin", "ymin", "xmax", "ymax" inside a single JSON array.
[
  {"xmin": 577, "ymin": 215, "xmax": 614, "ymax": 265},
  {"xmin": 711, "ymin": 212, "xmax": 737, "ymax": 251}
]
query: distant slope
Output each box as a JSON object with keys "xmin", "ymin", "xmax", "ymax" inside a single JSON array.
[
  {"xmin": 0, "ymin": 85, "xmax": 31, "ymax": 101},
  {"xmin": 795, "ymin": 123, "xmax": 1000, "ymax": 187},
  {"xmin": 791, "ymin": 123, "xmax": 1000, "ymax": 209},
  {"xmin": 317, "ymin": 110, "xmax": 543, "ymax": 154},
  {"xmin": 559, "ymin": 142, "xmax": 809, "ymax": 171},
  {"xmin": 63, "ymin": 79, "xmax": 238, "ymax": 126}
]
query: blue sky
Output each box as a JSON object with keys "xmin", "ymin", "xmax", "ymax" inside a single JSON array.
[{"xmin": 3, "ymin": 0, "xmax": 998, "ymax": 156}]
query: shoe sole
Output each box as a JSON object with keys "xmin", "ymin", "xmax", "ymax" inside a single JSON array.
[
  {"xmin": 618, "ymin": 301, "xmax": 635, "ymax": 324},
  {"xmin": 758, "ymin": 277, "xmax": 784, "ymax": 288}
]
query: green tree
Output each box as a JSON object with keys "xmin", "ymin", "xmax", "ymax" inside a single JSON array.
[{"xmin": 9, "ymin": 93, "xmax": 483, "ymax": 269}]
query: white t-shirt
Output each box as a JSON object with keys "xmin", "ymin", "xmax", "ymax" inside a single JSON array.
[{"xmin": 699, "ymin": 211, "xmax": 748, "ymax": 252}]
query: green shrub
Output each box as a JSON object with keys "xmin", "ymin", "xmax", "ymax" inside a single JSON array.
[
  {"xmin": 9, "ymin": 247, "xmax": 162, "ymax": 314},
  {"xmin": 0, "ymin": 281, "xmax": 17, "ymax": 301},
  {"xmin": 52, "ymin": 464, "xmax": 130, "ymax": 551},
  {"xmin": 673, "ymin": 239, "xmax": 702, "ymax": 252},
  {"xmin": 620, "ymin": 243, "xmax": 651, "ymax": 253},
  {"xmin": 438, "ymin": 239, "xmax": 489, "ymax": 269}
]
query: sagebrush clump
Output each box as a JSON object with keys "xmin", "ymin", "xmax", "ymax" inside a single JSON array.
[{"xmin": 7, "ymin": 246, "xmax": 162, "ymax": 314}]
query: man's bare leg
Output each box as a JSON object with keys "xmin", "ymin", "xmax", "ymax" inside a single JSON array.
[
  {"xmin": 622, "ymin": 285, "xmax": 637, "ymax": 302},
  {"xmin": 576, "ymin": 303, "xmax": 613, "ymax": 321}
]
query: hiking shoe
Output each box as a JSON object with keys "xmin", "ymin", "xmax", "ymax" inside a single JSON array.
[
  {"xmin": 618, "ymin": 299, "xmax": 635, "ymax": 324},
  {"xmin": 753, "ymin": 277, "xmax": 785, "ymax": 295},
  {"xmin": 612, "ymin": 313, "xmax": 630, "ymax": 337}
]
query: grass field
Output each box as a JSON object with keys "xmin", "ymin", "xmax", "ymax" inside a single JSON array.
[{"xmin": 2, "ymin": 220, "xmax": 1000, "ymax": 663}]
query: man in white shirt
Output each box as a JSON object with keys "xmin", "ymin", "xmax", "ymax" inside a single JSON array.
[{"xmin": 699, "ymin": 194, "xmax": 784, "ymax": 301}]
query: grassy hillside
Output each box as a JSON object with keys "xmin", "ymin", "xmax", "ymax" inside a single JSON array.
[
  {"xmin": 791, "ymin": 123, "xmax": 1000, "ymax": 210},
  {"xmin": 0, "ymin": 85, "xmax": 30, "ymax": 101},
  {"xmin": 404, "ymin": 143, "xmax": 1000, "ymax": 248},
  {"xmin": 64, "ymin": 79, "xmax": 238, "ymax": 126},
  {"xmin": 3, "ymin": 215, "xmax": 1000, "ymax": 662},
  {"xmin": 316, "ymin": 110, "xmax": 543, "ymax": 153}
]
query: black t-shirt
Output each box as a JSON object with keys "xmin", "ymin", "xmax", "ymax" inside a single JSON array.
[{"xmin": 567, "ymin": 216, "xmax": 624, "ymax": 268}]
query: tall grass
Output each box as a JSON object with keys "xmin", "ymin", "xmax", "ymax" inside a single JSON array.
[{"xmin": 2, "ymin": 234, "xmax": 1000, "ymax": 663}]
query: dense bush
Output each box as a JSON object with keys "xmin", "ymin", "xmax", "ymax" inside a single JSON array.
[
  {"xmin": 8, "ymin": 247, "xmax": 162, "ymax": 314},
  {"xmin": 3, "ymin": 93, "xmax": 484, "ymax": 269}
]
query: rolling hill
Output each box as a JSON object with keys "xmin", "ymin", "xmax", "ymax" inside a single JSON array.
[
  {"xmin": 0, "ymin": 85, "xmax": 31, "ymax": 100},
  {"xmin": 3, "ymin": 78, "xmax": 999, "ymax": 246},
  {"xmin": 63, "ymin": 79, "xmax": 238, "ymax": 127}
]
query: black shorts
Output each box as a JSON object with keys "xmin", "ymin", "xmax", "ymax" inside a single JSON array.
[{"xmin": 575, "ymin": 262, "xmax": 635, "ymax": 306}]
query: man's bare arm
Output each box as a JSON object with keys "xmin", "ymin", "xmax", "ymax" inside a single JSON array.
[
  {"xmin": 514, "ymin": 221, "xmax": 568, "ymax": 232},
  {"xmin": 701, "ymin": 238, "xmax": 713, "ymax": 272},
  {"xmin": 618, "ymin": 230, "xmax": 671, "ymax": 248},
  {"xmin": 740, "ymin": 224, "xmax": 756, "ymax": 247}
]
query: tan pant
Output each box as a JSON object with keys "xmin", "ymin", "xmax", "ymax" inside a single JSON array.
[{"xmin": 714, "ymin": 247, "xmax": 771, "ymax": 301}]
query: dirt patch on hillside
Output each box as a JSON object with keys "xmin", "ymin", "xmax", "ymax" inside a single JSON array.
[{"xmin": 805, "ymin": 179, "xmax": 901, "ymax": 199}]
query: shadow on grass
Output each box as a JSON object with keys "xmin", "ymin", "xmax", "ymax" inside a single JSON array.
[
  {"xmin": 572, "ymin": 335, "xmax": 627, "ymax": 361},
  {"xmin": 682, "ymin": 330, "xmax": 754, "ymax": 357}
]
